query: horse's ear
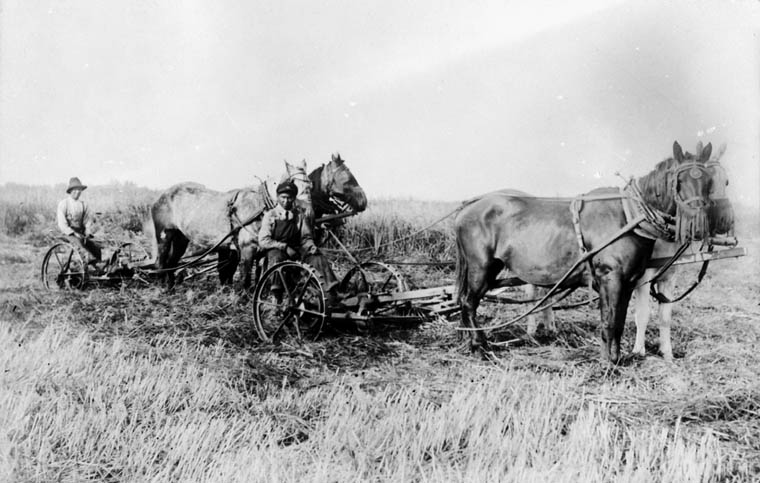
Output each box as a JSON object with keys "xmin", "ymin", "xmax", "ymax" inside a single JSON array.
[
  {"xmin": 695, "ymin": 141, "xmax": 703, "ymax": 157},
  {"xmin": 700, "ymin": 142, "xmax": 712, "ymax": 162},
  {"xmin": 284, "ymin": 160, "xmax": 293, "ymax": 172},
  {"xmin": 300, "ymin": 159, "xmax": 307, "ymax": 170},
  {"xmin": 673, "ymin": 141, "xmax": 684, "ymax": 162},
  {"xmin": 715, "ymin": 142, "xmax": 727, "ymax": 160},
  {"xmin": 332, "ymin": 153, "xmax": 344, "ymax": 165}
]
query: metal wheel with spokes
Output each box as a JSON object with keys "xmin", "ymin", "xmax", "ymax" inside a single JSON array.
[
  {"xmin": 252, "ymin": 261, "xmax": 326, "ymax": 343},
  {"xmin": 41, "ymin": 242, "xmax": 87, "ymax": 290},
  {"xmin": 340, "ymin": 261, "xmax": 408, "ymax": 296}
]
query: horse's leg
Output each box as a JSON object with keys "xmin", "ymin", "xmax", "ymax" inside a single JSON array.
[
  {"xmin": 155, "ymin": 230, "xmax": 174, "ymax": 287},
  {"xmin": 543, "ymin": 296, "xmax": 557, "ymax": 333},
  {"xmin": 239, "ymin": 245, "xmax": 257, "ymax": 291},
  {"xmin": 217, "ymin": 247, "xmax": 239, "ymax": 286},
  {"xmin": 656, "ymin": 270, "xmax": 676, "ymax": 361},
  {"xmin": 524, "ymin": 285, "xmax": 556, "ymax": 336},
  {"xmin": 460, "ymin": 260, "xmax": 501, "ymax": 353},
  {"xmin": 524, "ymin": 285, "xmax": 539, "ymax": 336},
  {"xmin": 596, "ymin": 268, "xmax": 634, "ymax": 363},
  {"xmin": 165, "ymin": 230, "xmax": 188, "ymax": 288},
  {"xmin": 632, "ymin": 269, "xmax": 654, "ymax": 357}
]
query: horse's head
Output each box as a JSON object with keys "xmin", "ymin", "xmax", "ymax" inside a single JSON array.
[
  {"xmin": 668, "ymin": 140, "xmax": 714, "ymax": 242},
  {"xmin": 702, "ymin": 142, "xmax": 735, "ymax": 236},
  {"xmin": 310, "ymin": 153, "xmax": 367, "ymax": 216},
  {"xmin": 283, "ymin": 159, "xmax": 314, "ymax": 203},
  {"xmin": 282, "ymin": 159, "xmax": 315, "ymax": 219}
]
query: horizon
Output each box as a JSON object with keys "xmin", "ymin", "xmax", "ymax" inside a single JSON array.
[{"xmin": 3, "ymin": 179, "xmax": 759, "ymax": 212}]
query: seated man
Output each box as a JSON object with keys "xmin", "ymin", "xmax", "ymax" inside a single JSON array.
[
  {"xmin": 258, "ymin": 180, "xmax": 339, "ymax": 300},
  {"xmin": 56, "ymin": 176, "xmax": 102, "ymax": 267}
]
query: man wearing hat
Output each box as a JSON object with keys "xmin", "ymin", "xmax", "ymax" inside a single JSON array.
[
  {"xmin": 57, "ymin": 176, "xmax": 101, "ymax": 265},
  {"xmin": 259, "ymin": 180, "xmax": 339, "ymax": 298}
]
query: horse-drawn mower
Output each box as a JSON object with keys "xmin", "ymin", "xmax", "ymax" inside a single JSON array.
[
  {"xmin": 38, "ymin": 142, "xmax": 747, "ymax": 351},
  {"xmin": 40, "ymin": 229, "xmax": 746, "ymax": 347}
]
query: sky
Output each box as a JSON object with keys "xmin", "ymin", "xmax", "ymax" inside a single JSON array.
[{"xmin": 1, "ymin": 0, "xmax": 759, "ymax": 206}]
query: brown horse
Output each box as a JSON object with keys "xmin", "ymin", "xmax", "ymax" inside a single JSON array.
[
  {"xmin": 307, "ymin": 153, "xmax": 368, "ymax": 219},
  {"xmin": 632, "ymin": 142, "xmax": 734, "ymax": 360},
  {"xmin": 285, "ymin": 153, "xmax": 368, "ymax": 244},
  {"xmin": 454, "ymin": 141, "xmax": 717, "ymax": 363}
]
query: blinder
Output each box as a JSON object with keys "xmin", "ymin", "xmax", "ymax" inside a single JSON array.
[
  {"xmin": 669, "ymin": 161, "xmax": 712, "ymax": 212},
  {"xmin": 321, "ymin": 161, "xmax": 354, "ymax": 213}
]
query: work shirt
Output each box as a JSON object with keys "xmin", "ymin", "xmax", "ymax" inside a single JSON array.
[
  {"xmin": 258, "ymin": 204, "xmax": 316, "ymax": 253},
  {"xmin": 56, "ymin": 197, "xmax": 90, "ymax": 236}
]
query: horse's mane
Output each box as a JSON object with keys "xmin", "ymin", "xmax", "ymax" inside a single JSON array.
[
  {"xmin": 308, "ymin": 164, "xmax": 324, "ymax": 187},
  {"xmin": 308, "ymin": 164, "xmax": 335, "ymax": 215},
  {"xmin": 636, "ymin": 157, "xmax": 680, "ymax": 212}
]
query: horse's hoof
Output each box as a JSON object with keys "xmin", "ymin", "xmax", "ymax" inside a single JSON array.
[{"xmin": 630, "ymin": 351, "xmax": 646, "ymax": 361}]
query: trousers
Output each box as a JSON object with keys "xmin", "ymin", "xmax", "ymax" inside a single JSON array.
[{"xmin": 67, "ymin": 234, "xmax": 102, "ymax": 264}]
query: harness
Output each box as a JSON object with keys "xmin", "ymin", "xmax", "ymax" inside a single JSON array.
[
  {"xmin": 465, "ymin": 160, "xmax": 716, "ymax": 332},
  {"xmin": 569, "ymin": 160, "xmax": 713, "ymax": 306},
  {"xmin": 227, "ymin": 186, "xmax": 273, "ymax": 229},
  {"xmin": 225, "ymin": 185, "xmax": 277, "ymax": 251}
]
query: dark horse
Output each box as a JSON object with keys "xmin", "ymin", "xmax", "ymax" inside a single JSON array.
[
  {"xmin": 454, "ymin": 141, "xmax": 717, "ymax": 363},
  {"xmin": 293, "ymin": 153, "xmax": 368, "ymax": 242},
  {"xmin": 151, "ymin": 155, "xmax": 366, "ymax": 289},
  {"xmin": 307, "ymin": 153, "xmax": 368, "ymax": 219}
]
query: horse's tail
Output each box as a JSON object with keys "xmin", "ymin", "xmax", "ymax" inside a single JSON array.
[
  {"xmin": 455, "ymin": 229, "xmax": 469, "ymax": 303},
  {"xmin": 143, "ymin": 208, "xmax": 158, "ymax": 263}
]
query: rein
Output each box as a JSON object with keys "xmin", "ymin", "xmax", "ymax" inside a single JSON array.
[
  {"xmin": 148, "ymin": 230, "xmax": 239, "ymax": 274},
  {"xmin": 640, "ymin": 241, "xmax": 712, "ymax": 304}
]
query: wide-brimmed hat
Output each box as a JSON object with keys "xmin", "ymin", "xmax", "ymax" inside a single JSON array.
[
  {"xmin": 276, "ymin": 181, "xmax": 298, "ymax": 196},
  {"xmin": 66, "ymin": 177, "xmax": 87, "ymax": 193}
]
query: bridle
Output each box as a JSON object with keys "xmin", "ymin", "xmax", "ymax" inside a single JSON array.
[
  {"xmin": 320, "ymin": 162, "xmax": 353, "ymax": 213},
  {"xmin": 668, "ymin": 160, "xmax": 713, "ymax": 215},
  {"xmin": 285, "ymin": 169, "xmax": 313, "ymax": 201}
]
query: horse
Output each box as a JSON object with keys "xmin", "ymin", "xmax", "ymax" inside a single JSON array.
[
  {"xmin": 150, "ymin": 162, "xmax": 313, "ymax": 289},
  {"xmin": 454, "ymin": 141, "xmax": 717, "ymax": 363},
  {"xmin": 294, "ymin": 153, "xmax": 367, "ymax": 242},
  {"xmin": 632, "ymin": 142, "xmax": 734, "ymax": 361},
  {"xmin": 151, "ymin": 155, "xmax": 366, "ymax": 290}
]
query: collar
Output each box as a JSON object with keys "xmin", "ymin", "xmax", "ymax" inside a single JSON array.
[{"xmin": 273, "ymin": 203, "xmax": 299, "ymax": 220}]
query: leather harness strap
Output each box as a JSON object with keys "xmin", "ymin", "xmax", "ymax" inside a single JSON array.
[{"xmin": 226, "ymin": 187, "xmax": 271, "ymax": 242}]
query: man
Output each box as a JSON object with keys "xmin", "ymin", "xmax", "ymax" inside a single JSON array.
[
  {"xmin": 56, "ymin": 176, "xmax": 102, "ymax": 266},
  {"xmin": 259, "ymin": 180, "xmax": 339, "ymax": 299}
]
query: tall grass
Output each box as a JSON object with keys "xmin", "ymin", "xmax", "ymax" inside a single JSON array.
[
  {"xmin": 0, "ymin": 318, "xmax": 730, "ymax": 482},
  {"xmin": 0, "ymin": 182, "xmax": 157, "ymax": 243},
  {"xmin": 330, "ymin": 198, "xmax": 459, "ymax": 261},
  {"xmin": 3, "ymin": 182, "xmax": 757, "ymax": 251}
]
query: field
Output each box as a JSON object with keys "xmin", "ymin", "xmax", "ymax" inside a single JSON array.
[{"xmin": 1, "ymin": 184, "xmax": 759, "ymax": 482}]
